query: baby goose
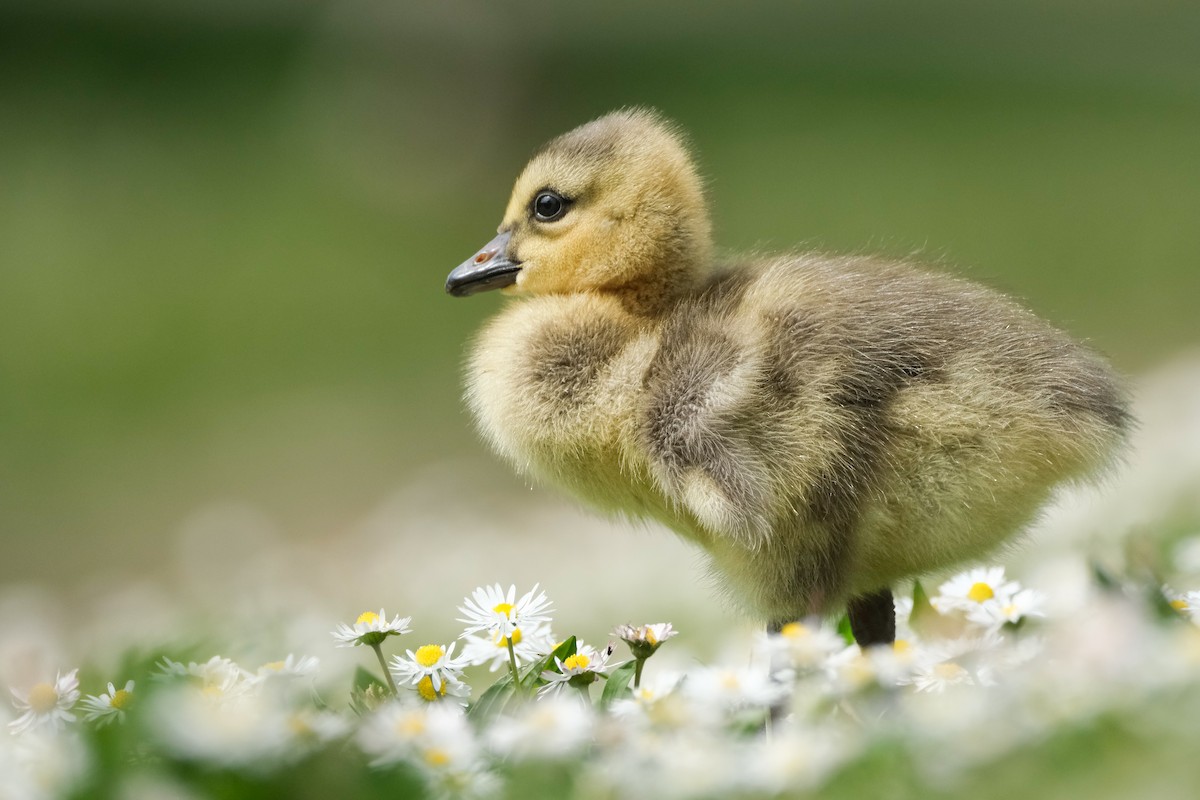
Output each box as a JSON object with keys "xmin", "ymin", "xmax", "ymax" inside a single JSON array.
[{"xmin": 446, "ymin": 109, "xmax": 1130, "ymax": 646}]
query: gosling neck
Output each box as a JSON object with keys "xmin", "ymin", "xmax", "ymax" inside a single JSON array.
[
  {"xmin": 603, "ymin": 233, "xmax": 713, "ymax": 318},
  {"xmin": 604, "ymin": 265, "xmax": 708, "ymax": 318}
]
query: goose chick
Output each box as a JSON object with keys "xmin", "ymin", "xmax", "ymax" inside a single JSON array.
[{"xmin": 446, "ymin": 108, "xmax": 1130, "ymax": 646}]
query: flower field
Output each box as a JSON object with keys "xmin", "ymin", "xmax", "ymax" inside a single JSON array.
[{"xmin": 4, "ymin": 358, "xmax": 1200, "ymax": 800}]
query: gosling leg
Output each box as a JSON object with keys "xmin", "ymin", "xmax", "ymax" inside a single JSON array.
[{"xmin": 846, "ymin": 588, "xmax": 896, "ymax": 648}]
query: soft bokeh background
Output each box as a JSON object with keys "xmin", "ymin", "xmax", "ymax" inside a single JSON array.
[{"xmin": 2, "ymin": 0, "xmax": 1198, "ymax": 643}]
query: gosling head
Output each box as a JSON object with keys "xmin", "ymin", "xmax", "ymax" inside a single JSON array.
[{"xmin": 446, "ymin": 108, "xmax": 713, "ymax": 312}]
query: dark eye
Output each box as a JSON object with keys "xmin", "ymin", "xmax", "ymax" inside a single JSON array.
[{"xmin": 533, "ymin": 191, "xmax": 567, "ymax": 222}]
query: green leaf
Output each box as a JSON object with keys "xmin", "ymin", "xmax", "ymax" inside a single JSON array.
[
  {"xmin": 599, "ymin": 659, "xmax": 636, "ymax": 709},
  {"xmin": 353, "ymin": 666, "xmax": 387, "ymax": 694},
  {"xmin": 1091, "ymin": 560, "xmax": 1122, "ymax": 591},
  {"xmin": 835, "ymin": 614, "xmax": 854, "ymax": 645},
  {"xmin": 467, "ymin": 674, "xmax": 516, "ymax": 721},
  {"xmin": 910, "ymin": 581, "xmax": 933, "ymax": 616},
  {"xmin": 524, "ymin": 636, "xmax": 577, "ymax": 685},
  {"xmin": 546, "ymin": 636, "xmax": 578, "ymax": 668},
  {"xmin": 1149, "ymin": 585, "xmax": 1182, "ymax": 621},
  {"xmin": 907, "ymin": 580, "xmax": 937, "ymax": 633}
]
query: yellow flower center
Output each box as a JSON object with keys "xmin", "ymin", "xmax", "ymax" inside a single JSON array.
[
  {"xmin": 28, "ymin": 683, "xmax": 58, "ymax": 713},
  {"xmin": 356, "ymin": 611, "xmax": 381, "ymax": 625},
  {"xmin": 262, "ymin": 661, "xmax": 286, "ymax": 672},
  {"xmin": 424, "ymin": 748, "xmax": 451, "ymax": 767},
  {"xmin": 563, "ymin": 654, "xmax": 591, "ymax": 671},
  {"xmin": 645, "ymin": 627, "xmax": 658, "ymax": 645},
  {"xmin": 842, "ymin": 655, "xmax": 874, "ymax": 685},
  {"xmin": 492, "ymin": 602, "xmax": 515, "ymax": 618},
  {"xmin": 396, "ymin": 715, "xmax": 425, "ymax": 737},
  {"xmin": 967, "ymin": 582, "xmax": 995, "ymax": 602},
  {"xmin": 416, "ymin": 675, "xmax": 446, "ymax": 702},
  {"xmin": 720, "ymin": 672, "xmax": 741, "ymax": 690},
  {"xmin": 1171, "ymin": 599, "xmax": 1189, "ymax": 611},
  {"xmin": 780, "ymin": 622, "xmax": 808, "ymax": 639},
  {"xmin": 110, "ymin": 689, "xmax": 133, "ymax": 710},
  {"xmin": 934, "ymin": 662, "xmax": 968, "ymax": 681},
  {"xmin": 893, "ymin": 639, "xmax": 911, "ymax": 654},
  {"xmin": 414, "ymin": 645, "xmax": 445, "ymax": 668},
  {"xmin": 493, "ymin": 628, "xmax": 522, "ymax": 648}
]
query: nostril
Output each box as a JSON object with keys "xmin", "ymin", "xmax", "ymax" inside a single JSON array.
[{"xmin": 474, "ymin": 250, "xmax": 496, "ymax": 265}]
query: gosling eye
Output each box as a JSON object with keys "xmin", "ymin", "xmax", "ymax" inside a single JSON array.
[{"xmin": 532, "ymin": 190, "xmax": 569, "ymax": 222}]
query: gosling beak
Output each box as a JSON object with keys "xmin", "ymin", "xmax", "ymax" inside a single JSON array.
[{"xmin": 445, "ymin": 230, "xmax": 521, "ymax": 297}]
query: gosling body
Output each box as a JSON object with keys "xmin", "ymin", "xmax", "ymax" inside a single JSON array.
[{"xmin": 448, "ymin": 110, "xmax": 1129, "ymax": 636}]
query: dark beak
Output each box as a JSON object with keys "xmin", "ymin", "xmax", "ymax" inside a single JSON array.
[{"xmin": 445, "ymin": 230, "xmax": 521, "ymax": 297}]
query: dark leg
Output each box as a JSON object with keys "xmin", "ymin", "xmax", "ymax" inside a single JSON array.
[{"xmin": 847, "ymin": 588, "xmax": 895, "ymax": 648}]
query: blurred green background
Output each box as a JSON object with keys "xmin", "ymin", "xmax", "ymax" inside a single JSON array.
[{"xmin": 2, "ymin": 0, "xmax": 1198, "ymax": 589}]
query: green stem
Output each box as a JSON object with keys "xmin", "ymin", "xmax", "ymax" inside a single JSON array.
[
  {"xmin": 505, "ymin": 634, "xmax": 523, "ymax": 692},
  {"xmin": 633, "ymin": 657, "xmax": 646, "ymax": 690},
  {"xmin": 371, "ymin": 642, "xmax": 398, "ymax": 695}
]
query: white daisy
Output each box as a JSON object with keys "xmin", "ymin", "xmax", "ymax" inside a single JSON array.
[
  {"xmin": 255, "ymin": 654, "xmax": 320, "ymax": 680},
  {"xmin": 1165, "ymin": 587, "xmax": 1200, "ymax": 624},
  {"xmin": 287, "ymin": 708, "xmax": 353, "ymax": 750},
  {"xmin": 424, "ymin": 763, "xmax": 499, "ymax": 800},
  {"xmin": 624, "ymin": 670, "xmax": 685, "ymax": 705},
  {"xmin": 460, "ymin": 621, "xmax": 555, "ymax": 672},
  {"xmin": 609, "ymin": 670, "xmax": 691, "ymax": 729},
  {"xmin": 146, "ymin": 685, "xmax": 295, "ymax": 769},
  {"xmin": 253, "ymin": 655, "xmax": 321, "ymax": 703},
  {"xmin": 823, "ymin": 645, "xmax": 881, "ymax": 694},
  {"xmin": 613, "ymin": 623, "xmax": 677, "ymax": 659},
  {"xmin": 911, "ymin": 659, "xmax": 976, "ymax": 693},
  {"xmin": 682, "ymin": 664, "xmax": 786, "ymax": 710},
  {"xmin": 414, "ymin": 673, "xmax": 472, "ymax": 705},
  {"xmin": 80, "ymin": 680, "xmax": 135, "ymax": 727},
  {"xmin": 487, "ymin": 695, "xmax": 596, "ymax": 761},
  {"xmin": 357, "ymin": 701, "xmax": 477, "ymax": 771},
  {"xmin": 8, "ymin": 670, "xmax": 80, "ymax": 735},
  {"xmin": 458, "ymin": 584, "xmax": 553, "ymax": 641},
  {"xmin": 966, "ymin": 587, "xmax": 1046, "ymax": 629},
  {"xmin": 764, "ymin": 620, "xmax": 845, "ymax": 670},
  {"xmin": 391, "ymin": 643, "xmax": 464, "ymax": 691},
  {"xmin": 904, "ymin": 633, "xmax": 1004, "ymax": 693},
  {"xmin": 867, "ymin": 637, "xmax": 922, "ymax": 687},
  {"xmin": 158, "ymin": 656, "xmax": 255, "ymax": 700},
  {"xmin": 391, "ymin": 643, "xmax": 471, "ymax": 705},
  {"xmin": 539, "ymin": 643, "xmax": 615, "ymax": 696},
  {"xmin": 932, "ymin": 567, "xmax": 1020, "ymax": 614},
  {"xmin": 357, "ymin": 702, "xmax": 432, "ymax": 767},
  {"xmin": 332, "ymin": 609, "xmax": 413, "ymax": 647}
]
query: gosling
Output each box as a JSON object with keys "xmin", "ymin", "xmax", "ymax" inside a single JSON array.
[{"xmin": 445, "ymin": 108, "xmax": 1130, "ymax": 647}]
